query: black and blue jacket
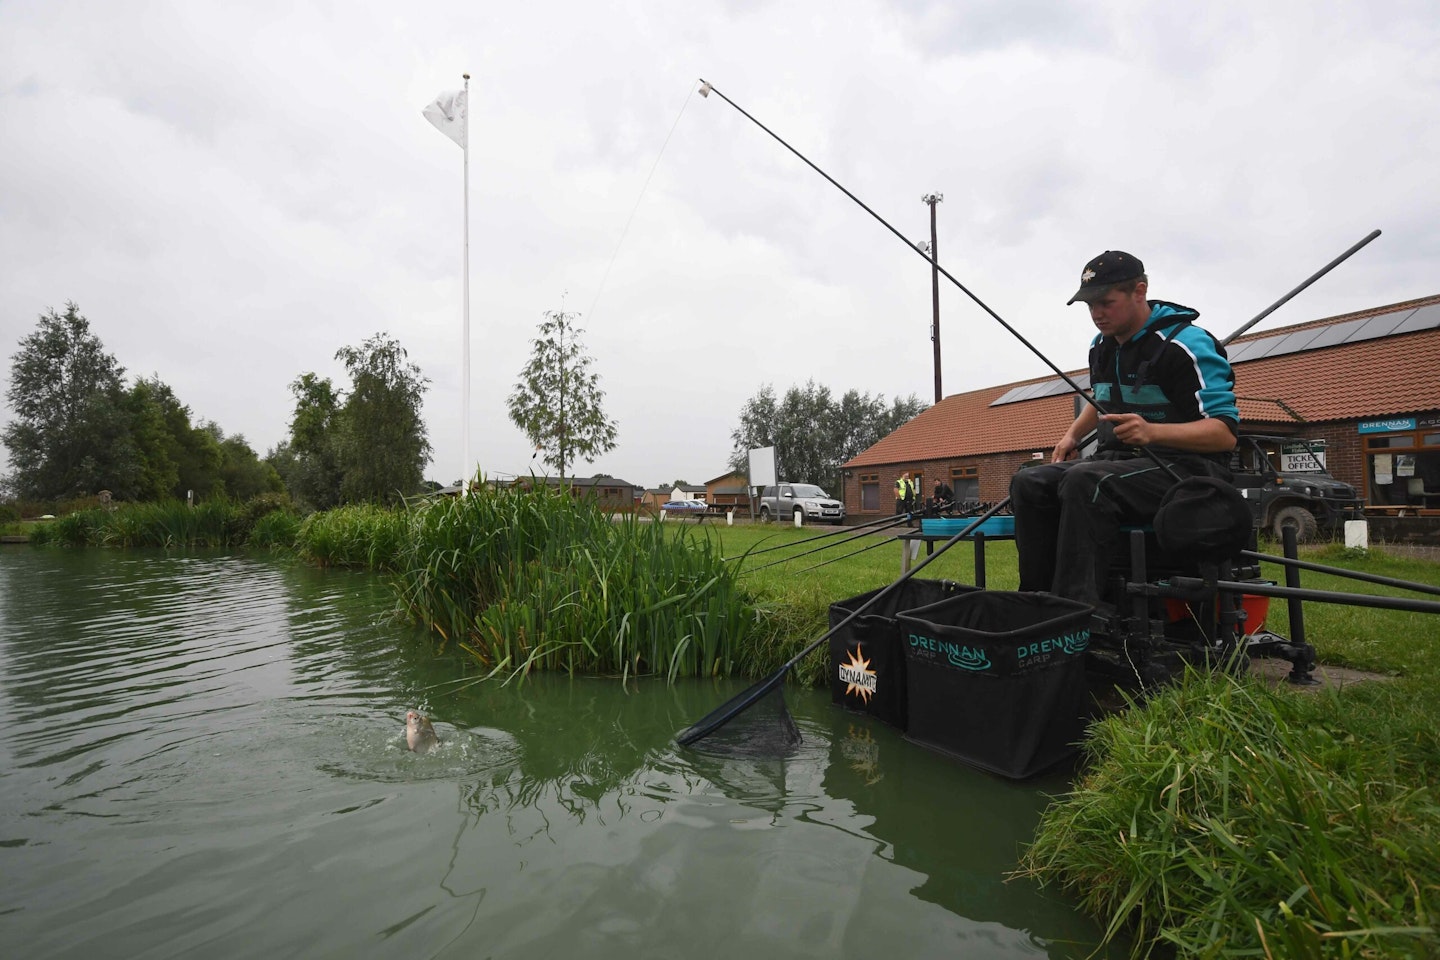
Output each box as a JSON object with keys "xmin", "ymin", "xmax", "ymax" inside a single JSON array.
[{"xmin": 1089, "ymin": 301, "xmax": 1239, "ymax": 462}]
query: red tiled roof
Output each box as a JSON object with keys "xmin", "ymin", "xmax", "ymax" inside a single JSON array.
[{"xmin": 845, "ymin": 295, "xmax": 1440, "ymax": 467}]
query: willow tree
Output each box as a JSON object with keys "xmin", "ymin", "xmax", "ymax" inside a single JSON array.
[{"xmin": 507, "ymin": 310, "xmax": 617, "ymax": 480}]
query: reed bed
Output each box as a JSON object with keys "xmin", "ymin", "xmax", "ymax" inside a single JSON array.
[
  {"xmin": 27, "ymin": 499, "xmax": 251, "ymax": 548},
  {"xmin": 295, "ymin": 503, "xmax": 411, "ymax": 569},
  {"xmin": 392, "ymin": 486, "xmax": 759, "ymax": 680}
]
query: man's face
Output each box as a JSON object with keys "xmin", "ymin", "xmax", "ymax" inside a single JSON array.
[{"xmin": 1087, "ymin": 282, "xmax": 1149, "ymax": 342}]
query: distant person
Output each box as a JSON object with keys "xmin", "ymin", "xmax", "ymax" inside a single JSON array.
[
  {"xmin": 932, "ymin": 479, "xmax": 954, "ymax": 513},
  {"xmin": 1009, "ymin": 251, "xmax": 1239, "ymax": 609},
  {"xmin": 895, "ymin": 473, "xmax": 914, "ymax": 516}
]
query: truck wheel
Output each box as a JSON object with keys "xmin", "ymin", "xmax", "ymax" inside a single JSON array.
[
  {"xmin": 759, "ymin": 506, "xmax": 771, "ymax": 523},
  {"xmin": 1271, "ymin": 505, "xmax": 1318, "ymax": 544}
]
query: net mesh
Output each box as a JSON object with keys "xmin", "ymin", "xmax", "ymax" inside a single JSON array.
[{"xmin": 676, "ymin": 679, "xmax": 801, "ymax": 759}]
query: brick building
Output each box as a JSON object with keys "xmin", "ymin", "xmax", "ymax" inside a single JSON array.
[{"xmin": 839, "ymin": 294, "xmax": 1440, "ymax": 519}]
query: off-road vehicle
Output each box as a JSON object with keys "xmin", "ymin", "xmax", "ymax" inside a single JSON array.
[{"xmin": 1230, "ymin": 434, "xmax": 1364, "ymax": 542}]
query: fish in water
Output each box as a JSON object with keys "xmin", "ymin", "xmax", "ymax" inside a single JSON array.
[{"xmin": 405, "ymin": 710, "xmax": 440, "ymax": 753}]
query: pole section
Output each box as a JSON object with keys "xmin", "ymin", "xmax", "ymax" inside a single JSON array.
[
  {"xmin": 461, "ymin": 73, "xmax": 472, "ymax": 492},
  {"xmin": 923, "ymin": 193, "xmax": 943, "ymax": 403}
]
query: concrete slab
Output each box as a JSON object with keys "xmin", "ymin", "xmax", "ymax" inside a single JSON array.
[{"xmin": 1248, "ymin": 657, "xmax": 1392, "ymax": 690}]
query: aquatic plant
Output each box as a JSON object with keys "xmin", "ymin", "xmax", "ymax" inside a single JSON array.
[
  {"xmin": 23, "ymin": 498, "xmax": 273, "ymax": 548},
  {"xmin": 296, "ymin": 503, "xmax": 411, "ymax": 569},
  {"xmin": 1019, "ymin": 670, "xmax": 1440, "ymax": 958},
  {"xmin": 247, "ymin": 509, "xmax": 302, "ymax": 550},
  {"xmin": 393, "ymin": 486, "xmax": 759, "ymax": 680}
]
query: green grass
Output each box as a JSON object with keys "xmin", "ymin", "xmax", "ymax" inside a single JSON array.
[{"xmin": 1019, "ymin": 673, "xmax": 1440, "ymax": 958}]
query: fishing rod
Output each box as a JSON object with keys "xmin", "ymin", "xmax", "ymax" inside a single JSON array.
[
  {"xmin": 1240, "ymin": 550, "xmax": 1440, "ymax": 598},
  {"xmin": 793, "ymin": 525, "xmax": 917, "ymax": 574},
  {"xmin": 742, "ymin": 514, "xmax": 911, "ymax": 574},
  {"xmin": 698, "ymin": 79, "xmax": 1097, "ymax": 409},
  {"xmin": 679, "ymin": 79, "xmax": 1384, "ymax": 747},
  {"xmin": 1220, "ymin": 231, "xmax": 1381, "ymax": 346},
  {"xmin": 676, "ymin": 498, "xmax": 1009, "ymax": 746},
  {"xmin": 725, "ymin": 511, "xmax": 912, "ymax": 562},
  {"xmin": 698, "ymin": 80, "xmax": 1378, "ymax": 488}
]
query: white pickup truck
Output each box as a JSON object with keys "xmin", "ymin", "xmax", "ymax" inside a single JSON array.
[{"xmin": 758, "ymin": 483, "xmax": 846, "ymax": 525}]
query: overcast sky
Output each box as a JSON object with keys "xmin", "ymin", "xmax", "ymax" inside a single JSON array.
[{"xmin": 3, "ymin": 1, "xmax": 1436, "ymax": 490}]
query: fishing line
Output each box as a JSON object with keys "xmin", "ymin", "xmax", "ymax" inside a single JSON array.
[
  {"xmin": 793, "ymin": 526, "xmax": 914, "ymax": 574},
  {"xmin": 724, "ymin": 511, "xmax": 912, "ymax": 562},
  {"xmin": 697, "ymin": 79, "xmax": 1100, "ymax": 407},
  {"xmin": 583, "ymin": 82, "xmax": 698, "ymax": 326},
  {"xmin": 741, "ymin": 515, "xmax": 911, "ymax": 573}
]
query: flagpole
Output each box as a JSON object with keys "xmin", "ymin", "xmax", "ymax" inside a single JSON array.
[{"xmin": 461, "ymin": 72, "xmax": 471, "ymax": 493}]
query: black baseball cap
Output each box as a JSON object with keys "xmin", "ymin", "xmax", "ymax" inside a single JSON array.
[{"xmin": 1067, "ymin": 250, "xmax": 1145, "ymax": 305}]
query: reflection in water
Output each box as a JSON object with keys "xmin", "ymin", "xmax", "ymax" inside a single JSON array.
[{"xmin": 0, "ymin": 549, "xmax": 1118, "ymax": 958}]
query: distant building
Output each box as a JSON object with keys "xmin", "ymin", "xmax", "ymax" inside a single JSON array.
[
  {"xmin": 840, "ymin": 294, "xmax": 1440, "ymax": 520},
  {"xmin": 508, "ymin": 474, "xmax": 640, "ymax": 511},
  {"xmin": 704, "ymin": 470, "xmax": 752, "ymax": 512}
]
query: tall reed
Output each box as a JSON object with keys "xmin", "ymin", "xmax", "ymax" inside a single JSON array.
[
  {"xmin": 26, "ymin": 500, "xmax": 244, "ymax": 547},
  {"xmin": 296, "ymin": 503, "xmax": 411, "ymax": 569},
  {"xmin": 393, "ymin": 486, "xmax": 758, "ymax": 680}
]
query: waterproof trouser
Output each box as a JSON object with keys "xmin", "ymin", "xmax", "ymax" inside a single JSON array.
[{"xmin": 1009, "ymin": 454, "xmax": 1218, "ymax": 608}]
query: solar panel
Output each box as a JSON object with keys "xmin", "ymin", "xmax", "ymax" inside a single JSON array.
[
  {"xmin": 991, "ymin": 374, "xmax": 1090, "ymax": 407},
  {"xmin": 1347, "ymin": 311, "xmax": 1409, "ymax": 342},
  {"xmin": 1237, "ymin": 334, "xmax": 1287, "ymax": 362},
  {"xmin": 1224, "ymin": 339, "xmax": 1267, "ymax": 363},
  {"xmin": 1392, "ymin": 304, "xmax": 1440, "ymax": 335},
  {"xmin": 1300, "ymin": 317, "xmax": 1368, "ymax": 351},
  {"xmin": 1268, "ymin": 328, "xmax": 1326, "ymax": 356}
]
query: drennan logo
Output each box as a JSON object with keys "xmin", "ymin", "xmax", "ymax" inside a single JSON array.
[
  {"xmin": 838, "ymin": 644, "xmax": 879, "ymax": 703},
  {"xmin": 908, "ymin": 633, "xmax": 992, "ymax": 672},
  {"xmin": 1015, "ymin": 629, "xmax": 1091, "ymax": 671}
]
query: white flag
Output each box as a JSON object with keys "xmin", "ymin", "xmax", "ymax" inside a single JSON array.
[{"xmin": 423, "ymin": 89, "xmax": 467, "ymax": 148}]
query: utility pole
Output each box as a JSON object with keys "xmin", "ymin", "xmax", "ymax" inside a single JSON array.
[{"xmin": 921, "ymin": 193, "xmax": 943, "ymax": 403}]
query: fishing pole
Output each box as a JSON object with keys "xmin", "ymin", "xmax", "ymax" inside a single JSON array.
[
  {"xmin": 1220, "ymin": 230, "xmax": 1381, "ymax": 347},
  {"xmin": 792, "ymin": 525, "xmax": 916, "ymax": 574},
  {"xmin": 680, "ymin": 79, "xmax": 1385, "ymax": 747},
  {"xmin": 724, "ymin": 511, "xmax": 912, "ymax": 562},
  {"xmin": 698, "ymin": 79, "xmax": 1382, "ymax": 486},
  {"xmin": 741, "ymin": 514, "xmax": 911, "ymax": 573},
  {"xmin": 698, "ymin": 79, "xmax": 1096, "ymax": 406},
  {"xmin": 676, "ymin": 499, "xmax": 1009, "ymax": 746}
]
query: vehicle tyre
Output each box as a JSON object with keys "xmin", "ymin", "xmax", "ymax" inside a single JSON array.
[
  {"xmin": 1271, "ymin": 505, "xmax": 1319, "ymax": 543},
  {"xmin": 759, "ymin": 506, "xmax": 771, "ymax": 523}
]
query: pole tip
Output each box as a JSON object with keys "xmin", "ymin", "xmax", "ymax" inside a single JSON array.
[
  {"xmin": 463, "ymin": 73, "xmax": 471, "ymax": 80},
  {"xmin": 698, "ymin": 80, "xmax": 712, "ymax": 98}
]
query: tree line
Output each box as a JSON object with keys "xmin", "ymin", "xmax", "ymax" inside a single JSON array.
[
  {"xmin": 728, "ymin": 380, "xmax": 927, "ymax": 494},
  {"xmin": 2, "ymin": 304, "xmax": 431, "ymax": 510},
  {"xmin": 4, "ymin": 303, "xmax": 923, "ymax": 514}
]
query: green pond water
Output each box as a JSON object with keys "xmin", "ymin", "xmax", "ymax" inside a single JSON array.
[{"xmin": 0, "ymin": 548, "xmax": 1124, "ymax": 958}]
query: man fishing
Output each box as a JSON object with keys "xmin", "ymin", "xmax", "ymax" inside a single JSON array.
[{"xmin": 1009, "ymin": 251, "xmax": 1239, "ymax": 609}]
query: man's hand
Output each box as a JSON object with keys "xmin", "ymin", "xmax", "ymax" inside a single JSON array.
[
  {"xmin": 1052, "ymin": 434, "xmax": 1082, "ymax": 462},
  {"xmin": 1099, "ymin": 413, "xmax": 1237, "ymax": 453},
  {"xmin": 1100, "ymin": 413, "xmax": 1153, "ymax": 447}
]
